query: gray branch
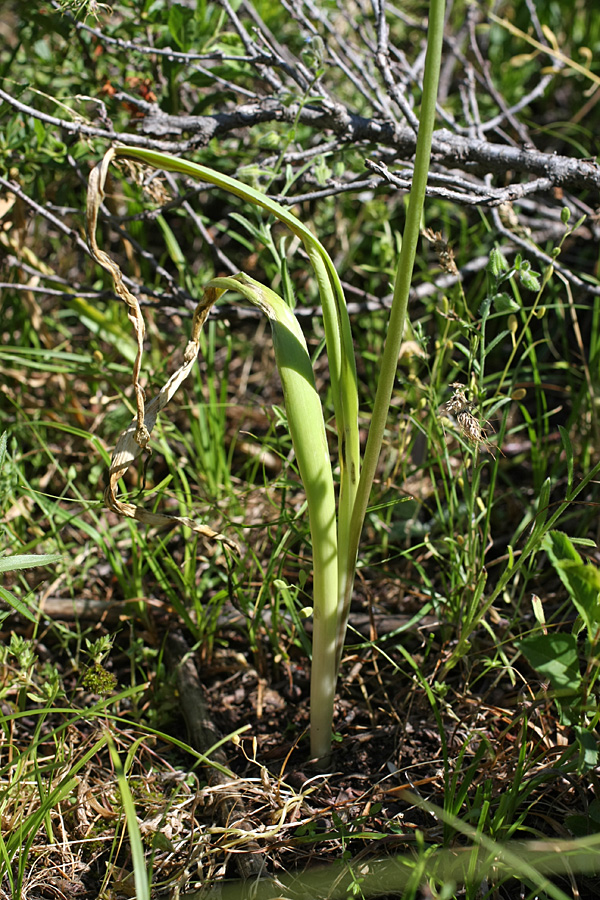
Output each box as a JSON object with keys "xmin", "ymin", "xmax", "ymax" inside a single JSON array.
[{"xmin": 2, "ymin": 84, "xmax": 598, "ymax": 196}]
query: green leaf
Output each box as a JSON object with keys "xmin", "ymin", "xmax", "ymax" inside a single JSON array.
[
  {"xmin": 542, "ymin": 531, "xmax": 600, "ymax": 636},
  {"xmin": 0, "ymin": 553, "xmax": 62, "ymax": 574},
  {"xmin": 156, "ymin": 214, "xmax": 186, "ymax": 274},
  {"xmin": 573, "ymin": 725, "xmax": 600, "ymax": 772},
  {"xmin": 519, "ymin": 269, "xmax": 541, "ymax": 291},
  {"xmin": 257, "ymin": 131, "xmax": 282, "ymax": 150},
  {"xmin": 565, "ymin": 813, "xmax": 599, "ymax": 836},
  {"xmin": 590, "ymin": 799, "xmax": 600, "ymax": 824},
  {"xmin": 0, "ymin": 431, "xmax": 7, "ymax": 474},
  {"xmin": 518, "ymin": 633, "xmax": 581, "ymax": 692},
  {"xmin": 33, "ymin": 39, "xmax": 53, "ymax": 62},
  {"xmin": 33, "ymin": 117, "xmax": 46, "ymax": 147},
  {"xmin": 314, "ymin": 155, "xmax": 332, "ymax": 185},
  {"xmin": 229, "ymin": 212, "xmax": 271, "ymax": 245},
  {"xmin": 109, "ymin": 739, "xmax": 151, "ymax": 900},
  {"xmin": 168, "ymin": 3, "xmax": 195, "ymax": 50},
  {"xmin": 559, "ymin": 426, "xmax": 574, "ymax": 490},
  {"xmin": 0, "ymin": 586, "xmax": 38, "ymax": 623},
  {"xmin": 524, "ymin": 477, "xmax": 551, "ymax": 550},
  {"xmin": 563, "ymin": 563, "xmax": 600, "ymax": 635},
  {"xmin": 543, "ymin": 530, "xmax": 582, "ymax": 566},
  {"xmin": 483, "ymin": 329, "xmax": 510, "ymax": 358},
  {"xmin": 492, "ymin": 292, "xmax": 520, "ymax": 313},
  {"xmin": 487, "ymin": 247, "xmax": 509, "ymax": 277}
]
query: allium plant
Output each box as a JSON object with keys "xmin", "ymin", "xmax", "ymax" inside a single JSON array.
[{"xmin": 86, "ymin": 0, "xmax": 445, "ymax": 762}]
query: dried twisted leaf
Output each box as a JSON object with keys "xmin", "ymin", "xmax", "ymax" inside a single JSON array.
[
  {"xmin": 87, "ymin": 149, "xmax": 237, "ymax": 550},
  {"xmin": 87, "ymin": 147, "xmax": 148, "ymax": 440}
]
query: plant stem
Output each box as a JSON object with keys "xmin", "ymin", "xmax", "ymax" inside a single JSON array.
[{"xmin": 337, "ymin": 0, "xmax": 447, "ymax": 667}]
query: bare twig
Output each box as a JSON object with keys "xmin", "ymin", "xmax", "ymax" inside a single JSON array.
[
  {"xmin": 2, "ymin": 84, "xmax": 599, "ymax": 193},
  {"xmin": 374, "ymin": 0, "xmax": 420, "ymax": 130},
  {"xmin": 490, "ymin": 207, "xmax": 600, "ymax": 296},
  {"xmin": 365, "ymin": 159, "xmax": 556, "ymax": 206}
]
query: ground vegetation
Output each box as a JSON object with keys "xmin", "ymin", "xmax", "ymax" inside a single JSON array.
[{"xmin": 1, "ymin": 0, "xmax": 600, "ymax": 897}]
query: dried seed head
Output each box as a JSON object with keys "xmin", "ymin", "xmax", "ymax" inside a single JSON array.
[
  {"xmin": 457, "ymin": 408, "xmax": 485, "ymax": 443},
  {"xmin": 443, "ymin": 383, "xmax": 501, "ymax": 457},
  {"xmin": 445, "ymin": 383, "xmax": 469, "ymax": 415},
  {"xmin": 422, "ymin": 228, "xmax": 458, "ymax": 275}
]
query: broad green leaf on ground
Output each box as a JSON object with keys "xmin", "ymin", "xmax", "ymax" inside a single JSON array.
[
  {"xmin": 517, "ymin": 632, "xmax": 581, "ymax": 692},
  {"xmin": 542, "ymin": 531, "xmax": 600, "ymax": 637}
]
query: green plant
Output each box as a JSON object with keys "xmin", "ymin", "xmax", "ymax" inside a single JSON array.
[
  {"xmin": 85, "ymin": 0, "xmax": 446, "ymax": 763},
  {"xmin": 108, "ymin": 735, "xmax": 151, "ymax": 900},
  {"xmin": 5, "ymin": 0, "xmax": 600, "ymax": 894},
  {"xmin": 518, "ymin": 530, "xmax": 600, "ymax": 769},
  {"xmin": 0, "ymin": 429, "xmax": 63, "ymax": 621},
  {"xmin": 82, "ymin": 634, "xmax": 118, "ymax": 695}
]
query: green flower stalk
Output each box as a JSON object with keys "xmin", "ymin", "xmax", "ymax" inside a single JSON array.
[{"xmin": 341, "ymin": 0, "xmax": 446, "ymax": 667}]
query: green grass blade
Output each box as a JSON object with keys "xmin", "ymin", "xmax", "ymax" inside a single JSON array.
[{"xmin": 108, "ymin": 736, "xmax": 151, "ymax": 900}]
